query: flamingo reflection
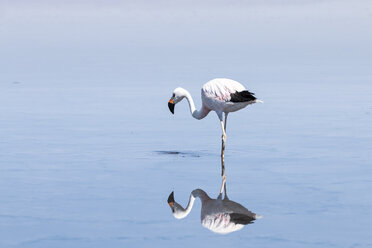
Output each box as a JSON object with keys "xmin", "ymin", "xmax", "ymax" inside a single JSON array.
[{"xmin": 167, "ymin": 178, "xmax": 262, "ymax": 234}]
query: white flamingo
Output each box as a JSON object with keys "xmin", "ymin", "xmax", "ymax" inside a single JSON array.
[
  {"xmin": 167, "ymin": 179, "xmax": 262, "ymax": 234},
  {"xmin": 168, "ymin": 78, "xmax": 262, "ymax": 177}
]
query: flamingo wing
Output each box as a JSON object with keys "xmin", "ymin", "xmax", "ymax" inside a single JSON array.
[
  {"xmin": 202, "ymin": 78, "xmax": 254, "ymax": 102},
  {"xmin": 229, "ymin": 90, "xmax": 256, "ymax": 102},
  {"xmin": 228, "ymin": 213, "xmax": 255, "ymax": 225}
]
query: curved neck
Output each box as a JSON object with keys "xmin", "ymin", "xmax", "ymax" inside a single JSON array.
[
  {"xmin": 174, "ymin": 189, "xmax": 210, "ymax": 219},
  {"xmin": 191, "ymin": 189, "xmax": 210, "ymax": 204},
  {"xmin": 180, "ymin": 88, "xmax": 209, "ymax": 120}
]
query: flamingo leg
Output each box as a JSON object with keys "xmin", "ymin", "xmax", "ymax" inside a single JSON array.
[
  {"xmin": 220, "ymin": 120, "xmax": 226, "ymax": 178},
  {"xmin": 224, "ymin": 113, "xmax": 228, "ymax": 131},
  {"xmin": 223, "ymin": 113, "xmax": 228, "ymax": 195},
  {"xmin": 220, "ymin": 120, "xmax": 227, "ymax": 143}
]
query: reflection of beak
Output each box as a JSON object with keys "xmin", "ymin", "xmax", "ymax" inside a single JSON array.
[
  {"xmin": 168, "ymin": 99, "xmax": 175, "ymax": 114},
  {"xmin": 168, "ymin": 191, "xmax": 175, "ymax": 207}
]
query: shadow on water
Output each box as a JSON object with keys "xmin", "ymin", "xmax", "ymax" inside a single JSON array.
[
  {"xmin": 155, "ymin": 150, "xmax": 204, "ymax": 158},
  {"xmin": 166, "ymin": 180, "xmax": 262, "ymax": 234}
]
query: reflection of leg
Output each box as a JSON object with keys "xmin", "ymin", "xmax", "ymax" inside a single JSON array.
[
  {"xmin": 224, "ymin": 181, "xmax": 228, "ymax": 199},
  {"xmin": 219, "ymin": 174, "xmax": 226, "ymax": 195}
]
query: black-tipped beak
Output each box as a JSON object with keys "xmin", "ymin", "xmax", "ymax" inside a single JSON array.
[
  {"xmin": 168, "ymin": 100, "xmax": 175, "ymax": 114},
  {"xmin": 168, "ymin": 191, "xmax": 174, "ymax": 207}
]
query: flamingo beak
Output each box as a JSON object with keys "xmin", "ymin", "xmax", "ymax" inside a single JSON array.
[
  {"xmin": 167, "ymin": 191, "xmax": 175, "ymax": 208},
  {"xmin": 168, "ymin": 98, "xmax": 175, "ymax": 114}
]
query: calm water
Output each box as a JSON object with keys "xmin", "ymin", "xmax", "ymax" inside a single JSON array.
[{"xmin": 1, "ymin": 1, "xmax": 372, "ymax": 247}]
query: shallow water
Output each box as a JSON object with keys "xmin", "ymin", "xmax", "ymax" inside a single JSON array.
[
  {"xmin": 1, "ymin": 79, "xmax": 371, "ymax": 248},
  {"xmin": 1, "ymin": 1, "xmax": 372, "ymax": 248}
]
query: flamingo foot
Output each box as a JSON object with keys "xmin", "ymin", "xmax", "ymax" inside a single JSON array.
[{"xmin": 222, "ymin": 133, "xmax": 226, "ymax": 143}]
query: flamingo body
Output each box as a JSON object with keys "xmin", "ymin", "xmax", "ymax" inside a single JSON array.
[
  {"xmin": 167, "ymin": 78, "xmax": 262, "ymax": 179},
  {"xmin": 168, "ymin": 78, "xmax": 260, "ymax": 121},
  {"xmin": 201, "ymin": 78, "xmax": 255, "ymax": 115}
]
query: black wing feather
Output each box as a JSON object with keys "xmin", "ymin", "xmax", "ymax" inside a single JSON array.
[
  {"xmin": 230, "ymin": 90, "xmax": 256, "ymax": 102},
  {"xmin": 229, "ymin": 213, "xmax": 255, "ymax": 225}
]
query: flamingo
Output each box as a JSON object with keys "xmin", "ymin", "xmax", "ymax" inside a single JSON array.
[
  {"xmin": 167, "ymin": 178, "xmax": 262, "ymax": 234},
  {"xmin": 168, "ymin": 78, "xmax": 263, "ymax": 177}
]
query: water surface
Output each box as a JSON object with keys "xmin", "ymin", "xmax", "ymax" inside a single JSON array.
[{"xmin": 1, "ymin": 1, "xmax": 372, "ymax": 247}]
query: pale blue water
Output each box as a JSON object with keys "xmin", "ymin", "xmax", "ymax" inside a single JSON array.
[{"xmin": 1, "ymin": 1, "xmax": 372, "ymax": 248}]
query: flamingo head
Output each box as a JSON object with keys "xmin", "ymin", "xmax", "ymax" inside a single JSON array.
[
  {"xmin": 167, "ymin": 191, "xmax": 175, "ymax": 209},
  {"xmin": 168, "ymin": 88, "xmax": 185, "ymax": 114},
  {"xmin": 167, "ymin": 191, "xmax": 190, "ymax": 219}
]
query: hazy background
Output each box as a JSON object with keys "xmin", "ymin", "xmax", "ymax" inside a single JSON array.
[
  {"xmin": 2, "ymin": 0, "xmax": 371, "ymax": 83},
  {"xmin": 1, "ymin": 1, "xmax": 372, "ymax": 247}
]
